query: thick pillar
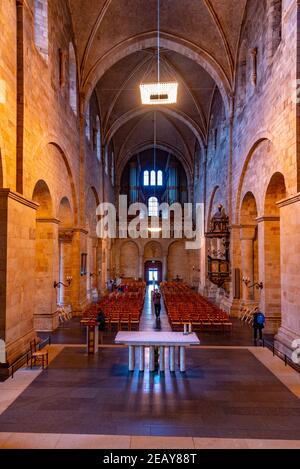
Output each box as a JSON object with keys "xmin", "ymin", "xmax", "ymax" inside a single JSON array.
[
  {"xmin": 257, "ymin": 216, "xmax": 281, "ymax": 333},
  {"xmin": 0, "ymin": 190, "xmax": 38, "ymax": 376},
  {"xmin": 71, "ymin": 228, "xmax": 89, "ymax": 315},
  {"xmin": 162, "ymin": 253, "xmax": 167, "ymax": 281},
  {"xmin": 34, "ymin": 218, "xmax": 60, "ymax": 331},
  {"xmin": 275, "ymin": 195, "xmax": 300, "ymax": 356},
  {"xmin": 240, "ymin": 226, "xmax": 257, "ymax": 304}
]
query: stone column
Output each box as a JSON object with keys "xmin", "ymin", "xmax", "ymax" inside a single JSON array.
[
  {"xmin": 219, "ymin": 224, "xmax": 242, "ymax": 316},
  {"xmin": 34, "ymin": 218, "xmax": 60, "ymax": 331},
  {"xmin": 257, "ymin": 216, "xmax": 281, "ymax": 333},
  {"xmin": 162, "ymin": 252, "xmax": 167, "ymax": 281},
  {"xmin": 275, "ymin": 195, "xmax": 300, "ymax": 356},
  {"xmin": 240, "ymin": 226, "xmax": 256, "ymax": 304},
  {"xmin": 71, "ymin": 228, "xmax": 89, "ymax": 315},
  {"xmin": 139, "ymin": 254, "xmax": 144, "ymax": 280}
]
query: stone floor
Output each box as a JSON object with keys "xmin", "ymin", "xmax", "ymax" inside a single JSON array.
[
  {"xmin": 0, "ymin": 346, "xmax": 300, "ymax": 441},
  {"xmin": 1, "ymin": 288, "xmax": 297, "ymax": 449}
]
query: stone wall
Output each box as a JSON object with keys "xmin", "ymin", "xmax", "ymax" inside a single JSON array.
[
  {"xmin": 195, "ymin": 0, "xmax": 300, "ymax": 348},
  {"xmin": 0, "ymin": 0, "xmax": 111, "ymax": 368}
]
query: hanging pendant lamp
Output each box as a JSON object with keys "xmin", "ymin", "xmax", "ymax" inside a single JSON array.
[{"xmin": 140, "ymin": 0, "xmax": 178, "ymax": 105}]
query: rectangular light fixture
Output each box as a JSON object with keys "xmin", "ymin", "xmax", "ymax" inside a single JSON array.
[{"xmin": 140, "ymin": 82, "xmax": 178, "ymax": 105}]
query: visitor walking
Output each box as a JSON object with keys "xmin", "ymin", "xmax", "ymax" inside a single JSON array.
[
  {"xmin": 253, "ymin": 307, "xmax": 265, "ymax": 344},
  {"xmin": 153, "ymin": 289, "xmax": 161, "ymax": 319}
]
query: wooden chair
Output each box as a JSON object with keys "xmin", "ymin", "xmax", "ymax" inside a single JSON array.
[{"xmin": 30, "ymin": 340, "xmax": 48, "ymax": 370}]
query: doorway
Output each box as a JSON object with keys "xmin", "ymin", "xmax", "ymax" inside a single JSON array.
[{"xmin": 144, "ymin": 260, "xmax": 162, "ymax": 286}]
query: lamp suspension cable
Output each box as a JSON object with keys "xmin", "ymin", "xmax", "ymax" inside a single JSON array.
[
  {"xmin": 139, "ymin": 0, "xmax": 178, "ymax": 105},
  {"xmin": 157, "ymin": 0, "xmax": 160, "ymax": 83}
]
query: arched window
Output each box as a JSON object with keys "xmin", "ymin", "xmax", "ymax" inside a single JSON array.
[
  {"xmin": 34, "ymin": 0, "xmax": 48, "ymax": 60},
  {"xmin": 150, "ymin": 170, "xmax": 156, "ymax": 186},
  {"xmin": 157, "ymin": 170, "xmax": 163, "ymax": 186},
  {"xmin": 143, "ymin": 171, "xmax": 149, "ymax": 186},
  {"xmin": 96, "ymin": 116, "xmax": 101, "ymax": 161},
  {"xmin": 85, "ymin": 102, "xmax": 90, "ymax": 141},
  {"xmin": 269, "ymin": 0, "xmax": 282, "ymax": 55},
  {"xmin": 148, "ymin": 197, "xmax": 159, "ymax": 216},
  {"xmin": 69, "ymin": 42, "xmax": 77, "ymax": 115},
  {"xmin": 111, "ymin": 152, "xmax": 114, "ymax": 185},
  {"xmin": 105, "ymin": 148, "xmax": 108, "ymax": 174}
]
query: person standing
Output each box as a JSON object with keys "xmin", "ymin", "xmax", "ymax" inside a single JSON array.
[
  {"xmin": 253, "ymin": 307, "xmax": 265, "ymax": 344},
  {"xmin": 96, "ymin": 308, "xmax": 106, "ymax": 345},
  {"xmin": 153, "ymin": 289, "xmax": 161, "ymax": 318}
]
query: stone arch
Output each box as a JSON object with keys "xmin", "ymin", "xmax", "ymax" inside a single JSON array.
[
  {"xmin": 240, "ymin": 192, "xmax": 259, "ymax": 304},
  {"xmin": 207, "ymin": 185, "xmax": 220, "ymax": 231},
  {"xmin": 235, "ymin": 135, "xmax": 274, "ymax": 224},
  {"xmin": 117, "ymin": 142, "xmax": 193, "ymax": 198},
  {"xmin": 58, "ymin": 196, "xmax": 73, "ymax": 228},
  {"xmin": 32, "ymin": 180, "xmax": 56, "ymax": 331},
  {"xmin": 32, "ymin": 179, "xmax": 53, "ymax": 217},
  {"xmin": 82, "ymin": 33, "xmax": 231, "ymax": 117},
  {"xmin": 120, "ymin": 240, "xmax": 139, "ymax": 279},
  {"xmin": 262, "ymin": 172, "xmax": 286, "ymax": 330},
  {"xmin": 57, "ymin": 197, "xmax": 74, "ymax": 307},
  {"xmin": 167, "ymin": 241, "xmax": 190, "ymax": 283},
  {"xmin": 105, "ymin": 106, "xmax": 204, "ymax": 149},
  {"xmin": 240, "ymin": 191, "xmax": 258, "ymax": 226},
  {"xmin": 264, "ymin": 172, "xmax": 286, "ymax": 216},
  {"xmin": 144, "ymin": 241, "xmax": 163, "ymax": 260},
  {"xmin": 31, "ymin": 137, "xmax": 79, "ymax": 224}
]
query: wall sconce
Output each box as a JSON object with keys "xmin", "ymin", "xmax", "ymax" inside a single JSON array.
[
  {"xmin": 242, "ymin": 276, "xmax": 263, "ymax": 290},
  {"xmin": 192, "ymin": 265, "xmax": 200, "ymax": 272},
  {"xmin": 54, "ymin": 276, "xmax": 72, "ymax": 289}
]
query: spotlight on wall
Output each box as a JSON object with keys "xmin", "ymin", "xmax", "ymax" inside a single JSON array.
[{"xmin": 54, "ymin": 276, "xmax": 72, "ymax": 289}]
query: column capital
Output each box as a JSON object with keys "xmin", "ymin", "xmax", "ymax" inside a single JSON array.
[{"xmin": 240, "ymin": 225, "xmax": 256, "ymax": 240}]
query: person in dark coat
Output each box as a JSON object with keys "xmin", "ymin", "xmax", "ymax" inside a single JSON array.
[
  {"xmin": 96, "ymin": 308, "xmax": 106, "ymax": 345},
  {"xmin": 153, "ymin": 289, "xmax": 161, "ymax": 318}
]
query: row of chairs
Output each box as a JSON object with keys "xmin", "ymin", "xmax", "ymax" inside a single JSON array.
[
  {"xmin": 161, "ymin": 283, "xmax": 232, "ymax": 332},
  {"xmin": 82, "ymin": 283, "xmax": 145, "ymax": 331}
]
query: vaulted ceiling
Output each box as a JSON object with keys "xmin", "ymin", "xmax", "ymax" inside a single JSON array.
[{"xmin": 68, "ymin": 0, "xmax": 248, "ymax": 176}]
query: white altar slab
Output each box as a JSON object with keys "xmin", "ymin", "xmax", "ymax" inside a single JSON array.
[
  {"xmin": 115, "ymin": 331, "xmax": 200, "ymax": 372},
  {"xmin": 115, "ymin": 331, "xmax": 200, "ymax": 346}
]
